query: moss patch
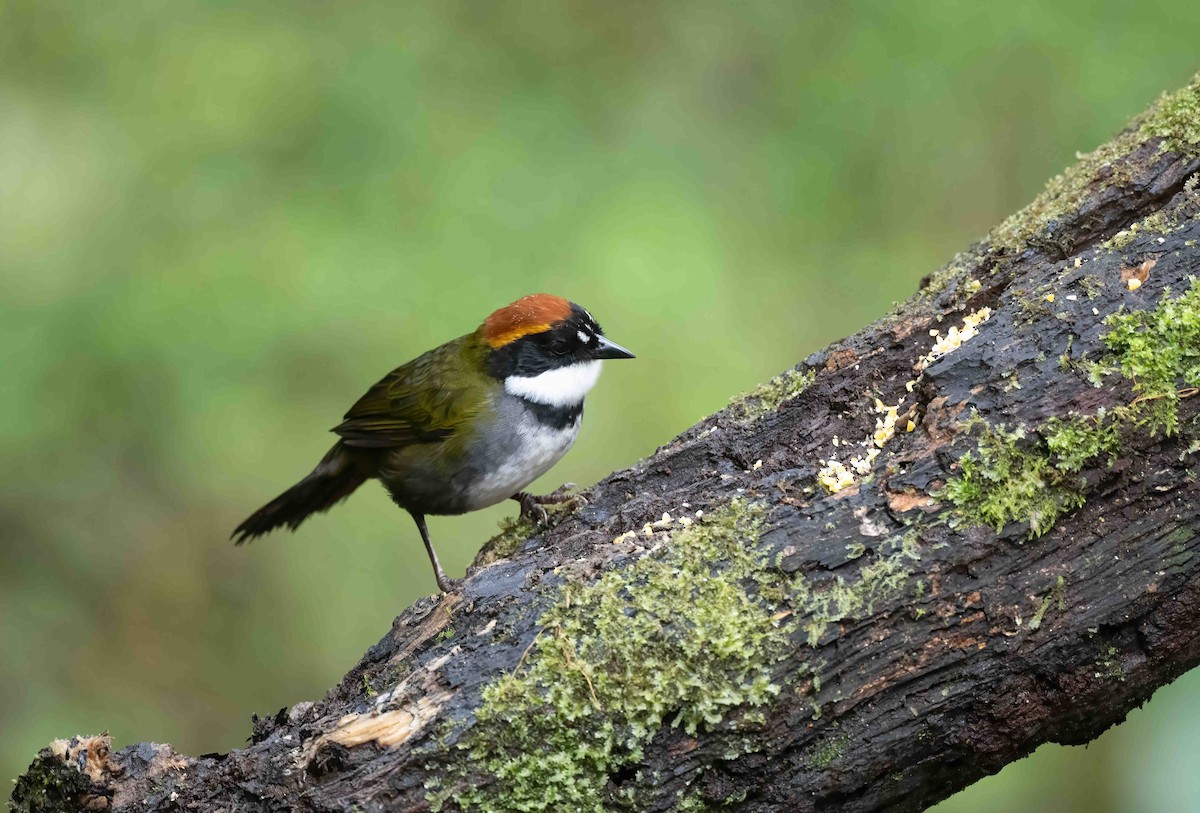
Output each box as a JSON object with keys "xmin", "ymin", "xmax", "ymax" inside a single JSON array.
[
  {"xmin": 1096, "ymin": 645, "xmax": 1127, "ymax": 683},
  {"xmin": 988, "ymin": 134, "xmax": 1135, "ymax": 255},
  {"xmin": 10, "ymin": 751, "xmax": 93, "ymax": 813},
  {"xmin": 1044, "ymin": 413, "xmax": 1122, "ymax": 473},
  {"xmin": 475, "ymin": 498, "xmax": 583, "ymax": 567},
  {"xmin": 477, "ymin": 515, "xmax": 538, "ymax": 565},
  {"xmin": 1141, "ymin": 72, "xmax": 1200, "ymax": 153},
  {"xmin": 809, "ymin": 733, "xmax": 850, "ymax": 770},
  {"xmin": 728, "ymin": 368, "xmax": 815, "ymax": 423},
  {"xmin": 919, "ymin": 247, "xmax": 989, "ymax": 300},
  {"xmin": 1100, "ymin": 278, "xmax": 1200, "ymax": 435},
  {"xmin": 792, "ymin": 533, "xmax": 920, "ymax": 647},
  {"xmin": 938, "ymin": 417, "xmax": 1086, "ymax": 538},
  {"xmin": 443, "ymin": 501, "xmax": 788, "ymax": 812},
  {"xmin": 988, "ymin": 72, "xmax": 1200, "ymax": 255},
  {"xmin": 1028, "ymin": 575, "xmax": 1067, "ymax": 631},
  {"xmin": 1013, "ymin": 285, "xmax": 1055, "ymax": 325},
  {"xmin": 1100, "ymin": 211, "xmax": 1176, "ymax": 252},
  {"xmin": 942, "ymin": 278, "xmax": 1200, "ymax": 537},
  {"xmin": 440, "ymin": 503, "xmax": 917, "ymax": 811}
]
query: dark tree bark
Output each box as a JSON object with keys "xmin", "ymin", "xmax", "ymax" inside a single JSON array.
[{"xmin": 13, "ymin": 74, "xmax": 1200, "ymax": 813}]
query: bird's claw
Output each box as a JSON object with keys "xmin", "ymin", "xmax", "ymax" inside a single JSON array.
[
  {"xmin": 541, "ymin": 483, "xmax": 580, "ymax": 503},
  {"xmin": 435, "ymin": 575, "xmax": 463, "ymax": 594},
  {"xmin": 514, "ymin": 484, "xmax": 584, "ymax": 528},
  {"xmin": 517, "ymin": 493, "xmax": 549, "ymax": 527}
]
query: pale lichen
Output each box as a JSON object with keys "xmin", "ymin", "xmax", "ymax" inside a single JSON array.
[
  {"xmin": 817, "ymin": 400, "xmax": 903, "ymax": 494},
  {"xmin": 916, "ymin": 307, "xmax": 993, "ymax": 370}
]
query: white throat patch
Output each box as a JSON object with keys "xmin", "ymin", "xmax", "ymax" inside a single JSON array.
[{"xmin": 505, "ymin": 361, "xmax": 602, "ymax": 407}]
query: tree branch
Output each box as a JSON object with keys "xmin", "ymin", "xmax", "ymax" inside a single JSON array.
[{"xmin": 13, "ymin": 72, "xmax": 1200, "ymax": 813}]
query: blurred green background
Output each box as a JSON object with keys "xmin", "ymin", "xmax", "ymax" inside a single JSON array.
[{"xmin": 2, "ymin": 1, "xmax": 1198, "ymax": 808}]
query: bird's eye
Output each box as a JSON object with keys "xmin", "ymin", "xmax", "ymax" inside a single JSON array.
[{"xmin": 549, "ymin": 336, "xmax": 572, "ymax": 356}]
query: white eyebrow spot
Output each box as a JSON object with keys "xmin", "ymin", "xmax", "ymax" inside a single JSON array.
[{"xmin": 577, "ymin": 330, "xmax": 591, "ymax": 343}]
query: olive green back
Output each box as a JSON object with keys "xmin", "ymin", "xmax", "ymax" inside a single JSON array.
[{"xmin": 333, "ymin": 332, "xmax": 491, "ymax": 450}]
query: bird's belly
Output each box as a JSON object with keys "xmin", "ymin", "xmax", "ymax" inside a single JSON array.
[{"xmin": 460, "ymin": 418, "xmax": 580, "ymax": 511}]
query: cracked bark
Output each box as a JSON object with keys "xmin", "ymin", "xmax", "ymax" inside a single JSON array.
[{"xmin": 12, "ymin": 81, "xmax": 1200, "ymax": 813}]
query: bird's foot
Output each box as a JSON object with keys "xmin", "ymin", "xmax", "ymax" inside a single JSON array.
[
  {"xmin": 435, "ymin": 574, "xmax": 463, "ymax": 594},
  {"xmin": 513, "ymin": 484, "xmax": 586, "ymax": 527}
]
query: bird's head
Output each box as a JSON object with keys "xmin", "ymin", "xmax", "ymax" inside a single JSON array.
[{"xmin": 481, "ymin": 294, "xmax": 635, "ymax": 407}]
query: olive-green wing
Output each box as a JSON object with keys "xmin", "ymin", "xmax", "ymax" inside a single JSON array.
[{"xmin": 332, "ymin": 336, "xmax": 487, "ymax": 449}]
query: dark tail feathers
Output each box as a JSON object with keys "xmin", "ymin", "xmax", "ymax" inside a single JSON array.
[{"xmin": 232, "ymin": 443, "xmax": 369, "ymax": 544}]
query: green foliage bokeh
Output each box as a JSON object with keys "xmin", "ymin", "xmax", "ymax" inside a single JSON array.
[{"xmin": 2, "ymin": 2, "xmax": 1199, "ymax": 809}]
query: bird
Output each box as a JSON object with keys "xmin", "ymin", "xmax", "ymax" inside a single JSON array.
[{"xmin": 231, "ymin": 294, "xmax": 635, "ymax": 592}]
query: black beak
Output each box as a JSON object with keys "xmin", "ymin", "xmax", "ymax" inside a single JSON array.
[{"xmin": 595, "ymin": 335, "xmax": 635, "ymax": 360}]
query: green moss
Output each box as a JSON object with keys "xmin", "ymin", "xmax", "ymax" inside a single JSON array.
[
  {"xmin": 938, "ymin": 418, "xmax": 1086, "ymax": 538},
  {"xmin": 1044, "ymin": 413, "xmax": 1121, "ymax": 473},
  {"xmin": 442, "ymin": 503, "xmax": 918, "ymax": 811},
  {"xmin": 444, "ymin": 501, "xmax": 790, "ymax": 812},
  {"xmin": 941, "ymin": 279, "xmax": 1200, "ymax": 538},
  {"xmin": 988, "ymin": 134, "xmax": 1136, "ymax": 255},
  {"xmin": 1058, "ymin": 335, "xmax": 1076, "ymax": 370},
  {"xmin": 792, "ymin": 533, "xmax": 919, "ymax": 646},
  {"xmin": 1014, "ymin": 286, "xmax": 1055, "ymax": 325},
  {"xmin": 674, "ymin": 788, "xmax": 715, "ymax": 812},
  {"xmin": 1002, "ymin": 369, "xmax": 1023, "ymax": 392},
  {"xmin": 728, "ymin": 368, "xmax": 815, "ymax": 423},
  {"xmin": 1096, "ymin": 646, "xmax": 1126, "ymax": 683},
  {"xmin": 10, "ymin": 751, "xmax": 92, "ymax": 813},
  {"xmin": 475, "ymin": 515, "xmax": 538, "ymax": 566},
  {"xmin": 1141, "ymin": 71, "xmax": 1200, "ymax": 153},
  {"xmin": 1100, "ymin": 211, "xmax": 1176, "ymax": 251},
  {"xmin": 674, "ymin": 786, "xmax": 747, "ymax": 812},
  {"xmin": 1101, "ymin": 278, "xmax": 1200, "ymax": 435},
  {"xmin": 357, "ymin": 666, "xmax": 398, "ymax": 702},
  {"xmin": 1079, "ymin": 275, "xmax": 1105, "ymax": 300},
  {"xmin": 988, "ymin": 72, "xmax": 1200, "ymax": 255},
  {"xmin": 919, "ymin": 248, "xmax": 988, "ymax": 299},
  {"xmin": 475, "ymin": 498, "xmax": 581, "ymax": 567},
  {"xmin": 1103, "ymin": 173, "xmax": 1200, "ymax": 252},
  {"xmin": 1028, "ymin": 576, "xmax": 1066, "ymax": 631},
  {"xmin": 809, "ymin": 733, "xmax": 849, "ymax": 770},
  {"xmin": 1168, "ymin": 527, "xmax": 1196, "ymax": 545}
]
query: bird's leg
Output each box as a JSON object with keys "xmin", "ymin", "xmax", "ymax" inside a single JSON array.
[
  {"xmin": 410, "ymin": 512, "xmax": 457, "ymax": 593},
  {"xmin": 511, "ymin": 483, "xmax": 583, "ymax": 527}
]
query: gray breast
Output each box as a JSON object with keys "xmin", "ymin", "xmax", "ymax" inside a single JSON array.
[{"xmin": 459, "ymin": 394, "xmax": 582, "ymax": 511}]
